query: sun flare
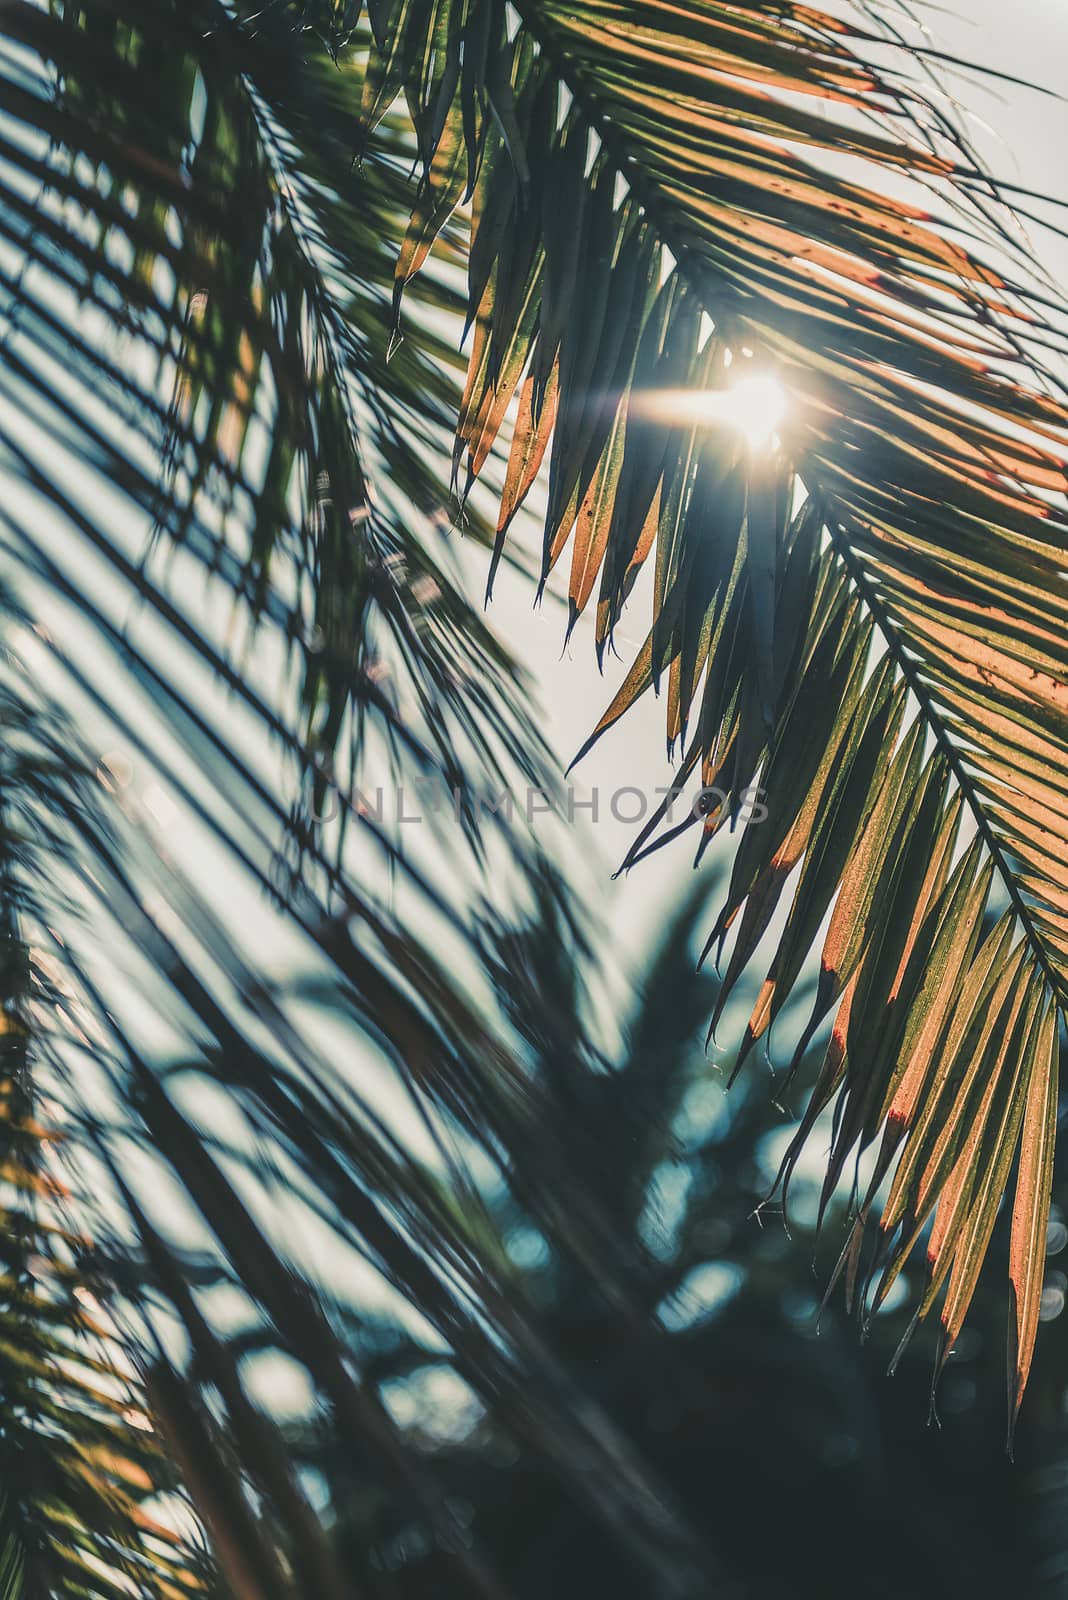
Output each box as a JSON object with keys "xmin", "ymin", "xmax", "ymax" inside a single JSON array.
[
  {"xmin": 638, "ymin": 371, "xmax": 787, "ymax": 450},
  {"xmin": 721, "ymin": 373, "xmax": 787, "ymax": 450}
]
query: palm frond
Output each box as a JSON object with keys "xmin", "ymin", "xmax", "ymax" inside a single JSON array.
[
  {"xmin": 0, "ymin": 668, "xmax": 213, "ymax": 1599},
  {"xmin": 42, "ymin": 720, "xmax": 726, "ymax": 1595},
  {"xmin": 1, "ymin": 0, "xmax": 551, "ymax": 854},
  {"xmin": 0, "ymin": 3, "xmax": 681, "ymax": 1589},
  {"xmin": 339, "ymin": 0, "xmax": 1068, "ymax": 1425}
]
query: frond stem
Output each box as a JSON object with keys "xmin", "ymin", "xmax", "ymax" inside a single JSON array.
[{"xmin": 817, "ymin": 499, "xmax": 1064, "ymax": 1003}]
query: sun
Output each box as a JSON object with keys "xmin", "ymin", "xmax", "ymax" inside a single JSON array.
[
  {"xmin": 638, "ymin": 370, "xmax": 787, "ymax": 450},
  {"xmin": 722, "ymin": 373, "xmax": 787, "ymax": 450}
]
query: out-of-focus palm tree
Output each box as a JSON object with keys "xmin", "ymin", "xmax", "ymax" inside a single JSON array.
[
  {"xmin": 289, "ymin": 878, "xmax": 1068, "ymax": 1600},
  {"xmin": 0, "ymin": 2, "xmax": 1066, "ymax": 1595}
]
